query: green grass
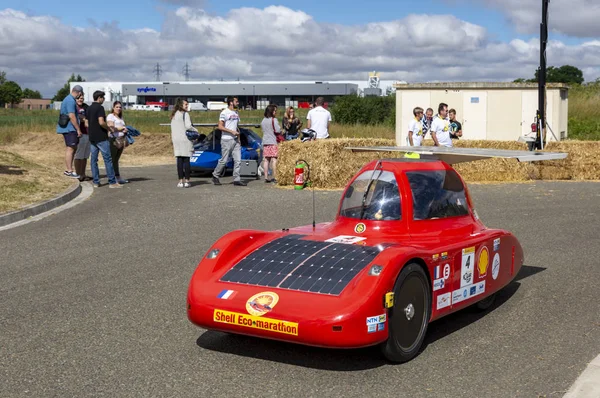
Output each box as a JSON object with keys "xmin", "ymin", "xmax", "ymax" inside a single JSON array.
[{"xmin": 567, "ymin": 84, "xmax": 600, "ymax": 140}]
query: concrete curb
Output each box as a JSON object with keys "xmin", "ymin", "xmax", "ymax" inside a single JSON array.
[
  {"xmin": 563, "ymin": 354, "xmax": 600, "ymax": 398},
  {"xmin": 0, "ymin": 181, "xmax": 82, "ymax": 228}
]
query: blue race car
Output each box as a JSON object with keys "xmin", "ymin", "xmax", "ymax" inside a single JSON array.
[{"xmin": 190, "ymin": 128, "xmax": 262, "ymax": 174}]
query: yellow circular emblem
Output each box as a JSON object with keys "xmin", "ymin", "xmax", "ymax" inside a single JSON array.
[
  {"xmin": 246, "ymin": 292, "xmax": 279, "ymax": 316},
  {"xmin": 477, "ymin": 246, "xmax": 489, "ymax": 278},
  {"xmin": 354, "ymin": 223, "xmax": 366, "ymax": 234}
]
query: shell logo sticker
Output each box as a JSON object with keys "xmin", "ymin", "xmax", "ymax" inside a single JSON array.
[
  {"xmin": 246, "ymin": 292, "xmax": 279, "ymax": 317},
  {"xmin": 477, "ymin": 246, "xmax": 489, "ymax": 278},
  {"xmin": 354, "ymin": 223, "xmax": 366, "ymax": 234}
]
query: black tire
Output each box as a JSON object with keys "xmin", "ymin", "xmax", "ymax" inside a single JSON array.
[
  {"xmin": 381, "ymin": 263, "xmax": 431, "ymax": 363},
  {"xmin": 475, "ymin": 293, "xmax": 496, "ymax": 311}
]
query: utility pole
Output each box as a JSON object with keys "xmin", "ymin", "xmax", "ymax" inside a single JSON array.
[
  {"xmin": 536, "ymin": 0, "xmax": 549, "ymax": 150},
  {"xmin": 153, "ymin": 62, "xmax": 163, "ymax": 82},
  {"xmin": 182, "ymin": 62, "xmax": 191, "ymax": 81}
]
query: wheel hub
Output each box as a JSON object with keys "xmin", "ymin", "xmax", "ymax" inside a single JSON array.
[{"xmin": 404, "ymin": 303, "xmax": 415, "ymax": 321}]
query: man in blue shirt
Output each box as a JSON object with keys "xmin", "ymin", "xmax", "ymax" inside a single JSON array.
[{"xmin": 56, "ymin": 85, "xmax": 84, "ymax": 178}]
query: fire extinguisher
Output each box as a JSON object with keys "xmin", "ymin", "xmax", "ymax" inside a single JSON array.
[{"xmin": 294, "ymin": 160, "xmax": 310, "ymax": 190}]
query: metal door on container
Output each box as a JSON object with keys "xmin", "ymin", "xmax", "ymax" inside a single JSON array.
[{"xmin": 462, "ymin": 92, "xmax": 487, "ymax": 140}]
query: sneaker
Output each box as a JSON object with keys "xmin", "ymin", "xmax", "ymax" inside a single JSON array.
[
  {"xmin": 64, "ymin": 171, "xmax": 80, "ymax": 179},
  {"xmin": 177, "ymin": 182, "xmax": 184, "ymax": 188},
  {"xmin": 117, "ymin": 178, "xmax": 129, "ymax": 184},
  {"xmin": 93, "ymin": 183, "xmax": 100, "ymax": 188},
  {"xmin": 233, "ymin": 180, "xmax": 247, "ymax": 186},
  {"xmin": 212, "ymin": 176, "xmax": 221, "ymax": 185},
  {"xmin": 271, "ymin": 179, "xmax": 278, "ymax": 184},
  {"xmin": 265, "ymin": 179, "xmax": 271, "ymax": 183},
  {"xmin": 184, "ymin": 182, "xmax": 191, "ymax": 188},
  {"xmin": 109, "ymin": 183, "xmax": 123, "ymax": 189}
]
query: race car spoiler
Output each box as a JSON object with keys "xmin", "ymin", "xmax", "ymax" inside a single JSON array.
[{"xmin": 345, "ymin": 146, "xmax": 568, "ymax": 164}]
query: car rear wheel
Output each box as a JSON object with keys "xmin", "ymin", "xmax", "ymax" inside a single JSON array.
[
  {"xmin": 381, "ymin": 263, "xmax": 431, "ymax": 363},
  {"xmin": 475, "ymin": 292, "xmax": 496, "ymax": 311}
]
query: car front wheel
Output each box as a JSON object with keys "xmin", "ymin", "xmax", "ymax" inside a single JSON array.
[{"xmin": 381, "ymin": 263, "xmax": 431, "ymax": 363}]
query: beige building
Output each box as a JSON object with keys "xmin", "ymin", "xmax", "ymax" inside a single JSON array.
[
  {"xmin": 5, "ymin": 98, "xmax": 52, "ymax": 110},
  {"xmin": 394, "ymin": 82, "xmax": 569, "ymax": 145}
]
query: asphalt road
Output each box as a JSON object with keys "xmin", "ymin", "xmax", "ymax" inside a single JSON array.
[{"xmin": 1, "ymin": 165, "xmax": 600, "ymax": 398}]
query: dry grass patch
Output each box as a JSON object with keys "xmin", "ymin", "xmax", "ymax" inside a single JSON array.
[{"xmin": 0, "ymin": 150, "xmax": 73, "ymax": 214}]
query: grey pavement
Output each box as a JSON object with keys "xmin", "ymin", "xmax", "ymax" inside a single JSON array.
[{"xmin": 1, "ymin": 165, "xmax": 600, "ymax": 398}]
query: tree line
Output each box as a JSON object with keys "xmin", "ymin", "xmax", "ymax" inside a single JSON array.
[{"xmin": 0, "ymin": 71, "xmax": 86, "ymax": 107}]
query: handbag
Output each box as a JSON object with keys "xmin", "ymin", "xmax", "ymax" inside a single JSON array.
[
  {"xmin": 273, "ymin": 118, "xmax": 284, "ymax": 143},
  {"xmin": 58, "ymin": 113, "xmax": 70, "ymax": 128}
]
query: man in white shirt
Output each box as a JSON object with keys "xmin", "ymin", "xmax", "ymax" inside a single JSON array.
[
  {"xmin": 430, "ymin": 102, "xmax": 453, "ymax": 147},
  {"xmin": 212, "ymin": 96, "xmax": 246, "ymax": 186},
  {"xmin": 306, "ymin": 97, "xmax": 332, "ymax": 139},
  {"xmin": 407, "ymin": 107, "xmax": 424, "ymax": 146}
]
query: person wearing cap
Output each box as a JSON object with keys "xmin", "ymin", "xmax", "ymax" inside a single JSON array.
[{"xmin": 56, "ymin": 85, "xmax": 84, "ymax": 178}]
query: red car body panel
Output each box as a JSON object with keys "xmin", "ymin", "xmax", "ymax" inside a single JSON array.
[{"xmin": 187, "ymin": 159, "xmax": 524, "ymax": 348}]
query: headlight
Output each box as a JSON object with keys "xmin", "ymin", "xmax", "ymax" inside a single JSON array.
[{"xmin": 206, "ymin": 249, "xmax": 220, "ymax": 259}]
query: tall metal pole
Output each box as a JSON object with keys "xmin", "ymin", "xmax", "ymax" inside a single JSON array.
[{"xmin": 537, "ymin": 0, "xmax": 549, "ymax": 150}]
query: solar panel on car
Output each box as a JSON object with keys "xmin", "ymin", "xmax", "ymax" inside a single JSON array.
[{"xmin": 220, "ymin": 234, "xmax": 380, "ymax": 296}]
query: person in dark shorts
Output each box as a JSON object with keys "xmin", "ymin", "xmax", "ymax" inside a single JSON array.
[
  {"xmin": 85, "ymin": 91, "xmax": 121, "ymax": 188},
  {"xmin": 74, "ymin": 95, "xmax": 91, "ymax": 181},
  {"xmin": 449, "ymin": 109, "xmax": 463, "ymax": 140},
  {"xmin": 56, "ymin": 85, "xmax": 84, "ymax": 178}
]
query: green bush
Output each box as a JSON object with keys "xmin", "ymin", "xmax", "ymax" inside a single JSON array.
[{"xmin": 330, "ymin": 95, "xmax": 395, "ymax": 127}]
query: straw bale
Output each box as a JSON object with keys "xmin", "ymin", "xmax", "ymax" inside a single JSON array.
[{"xmin": 276, "ymin": 138, "xmax": 600, "ymax": 189}]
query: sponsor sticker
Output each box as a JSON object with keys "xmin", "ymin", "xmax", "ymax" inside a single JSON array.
[
  {"xmin": 493, "ymin": 238, "xmax": 501, "ymax": 252},
  {"xmin": 434, "ymin": 265, "xmax": 441, "ymax": 279},
  {"xmin": 433, "ymin": 254, "xmax": 440, "ymax": 262},
  {"xmin": 437, "ymin": 292, "xmax": 451, "ymax": 310},
  {"xmin": 433, "ymin": 278, "xmax": 445, "ymax": 291},
  {"xmin": 246, "ymin": 292, "xmax": 279, "ymax": 317},
  {"xmin": 367, "ymin": 324, "xmax": 377, "ymax": 333},
  {"xmin": 477, "ymin": 246, "xmax": 489, "ymax": 278},
  {"xmin": 377, "ymin": 323, "xmax": 385, "ymax": 332},
  {"xmin": 354, "ymin": 223, "xmax": 366, "ymax": 234},
  {"xmin": 461, "ymin": 247, "xmax": 475, "ymax": 288},
  {"xmin": 366, "ymin": 314, "xmax": 386, "ymax": 325},
  {"xmin": 452, "ymin": 281, "xmax": 486, "ymax": 305},
  {"xmin": 213, "ymin": 309, "xmax": 298, "ymax": 336},
  {"xmin": 492, "ymin": 253, "xmax": 501, "ymax": 280},
  {"xmin": 217, "ymin": 289, "xmax": 237, "ymax": 300},
  {"xmin": 443, "ymin": 263, "xmax": 451, "ymax": 280},
  {"xmin": 325, "ymin": 235, "xmax": 367, "ymax": 245},
  {"xmin": 441, "ymin": 252, "xmax": 448, "ymax": 260}
]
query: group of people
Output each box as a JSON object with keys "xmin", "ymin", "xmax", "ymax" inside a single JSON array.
[
  {"xmin": 407, "ymin": 102, "xmax": 463, "ymax": 147},
  {"xmin": 56, "ymin": 85, "xmax": 130, "ymax": 188},
  {"xmin": 168, "ymin": 95, "xmax": 333, "ymax": 188}
]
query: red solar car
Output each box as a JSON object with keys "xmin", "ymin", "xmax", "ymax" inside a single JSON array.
[{"xmin": 187, "ymin": 147, "xmax": 566, "ymax": 362}]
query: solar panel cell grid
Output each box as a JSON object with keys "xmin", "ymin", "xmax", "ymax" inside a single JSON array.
[{"xmin": 220, "ymin": 235, "xmax": 380, "ymax": 296}]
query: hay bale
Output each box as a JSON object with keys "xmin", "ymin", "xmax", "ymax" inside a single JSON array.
[
  {"xmin": 276, "ymin": 138, "xmax": 599, "ymax": 189},
  {"xmin": 276, "ymin": 138, "xmax": 395, "ymax": 189}
]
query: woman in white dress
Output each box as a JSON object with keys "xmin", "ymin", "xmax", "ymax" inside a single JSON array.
[
  {"xmin": 170, "ymin": 98, "xmax": 198, "ymax": 188},
  {"xmin": 107, "ymin": 101, "xmax": 129, "ymax": 184}
]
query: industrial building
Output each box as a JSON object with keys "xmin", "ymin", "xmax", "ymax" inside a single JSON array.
[
  {"xmin": 69, "ymin": 75, "xmax": 396, "ymax": 110},
  {"xmin": 394, "ymin": 82, "xmax": 569, "ymax": 145}
]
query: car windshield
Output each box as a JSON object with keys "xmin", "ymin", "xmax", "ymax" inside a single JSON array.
[{"xmin": 340, "ymin": 170, "xmax": 401, "ymax": 221}]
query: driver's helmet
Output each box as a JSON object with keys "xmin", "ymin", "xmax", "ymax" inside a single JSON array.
[{"xmin": 300, "ymin": 128, "xmax": 317, "ymax": 142}]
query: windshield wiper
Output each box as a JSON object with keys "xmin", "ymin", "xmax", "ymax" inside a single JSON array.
[{"xmin": 359, "ymin": 160, "xmax": 383, "ymax": 220}]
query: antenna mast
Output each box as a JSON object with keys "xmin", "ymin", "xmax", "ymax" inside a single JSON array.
[
  {"xmin": 153, "ymin": 62, "xmax": 163, "ymax": 82},
  {"xmin": 182, "ymin": 62, "xmax": 191, "ymax": 81},
  {"xmin": 536, "ymin": 0, "xmax": 550, "ymax": 151}
]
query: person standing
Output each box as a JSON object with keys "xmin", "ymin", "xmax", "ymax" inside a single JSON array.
[
  {"xmin": 85, "ymin": 91, "xmax": 121, "ymax": 188},
  {"xmin": 261, "ymin": 104, "xmax": 282, "ymax": 184},
  {"xmin": 170, "ymin": 98, "xmax": 197, "ymax": 188},
  {"xmin": 74, "ymin": 95, "xmax": 91, "ymax": 180},
  {"xmin": 107, "ymin": 101, "xmax": 129, "ymax": 184},
  {"xmin": 212, "ymin": 96, "xmax": 246, "ymax": 186},
  {"xmin": 407, "ymin": 107, "xmax": 424, "ymax": 146},
  {"xmin": 56, "ymin": 85, "xmax": 84, "ymax": 178},
  {"xmin": 449, "ymin": 109, "xmax": 463, "ymax": 140},
  {"xmin": 421, "ymin": 107, "xmax": 434, "ymax": 138},
  {"xmin": 283, "ymin": 106, "xmax": 302, "ymax": 140},
  {"xmin": 430, "ymin": 103, "xmax": 453, "ymax": 147},
  {"xmin": 306, "ymin": 97, "xmax": 332, "ymax": 139}
]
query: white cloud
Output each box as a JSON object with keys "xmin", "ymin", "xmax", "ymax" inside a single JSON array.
[
  {"xmin": 474, "ymin": 0, "xmax": 600, "ymax": 37},
  {"xmin": 0, "ymin": 6, "xmax": 599, "ymax": 97}
]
